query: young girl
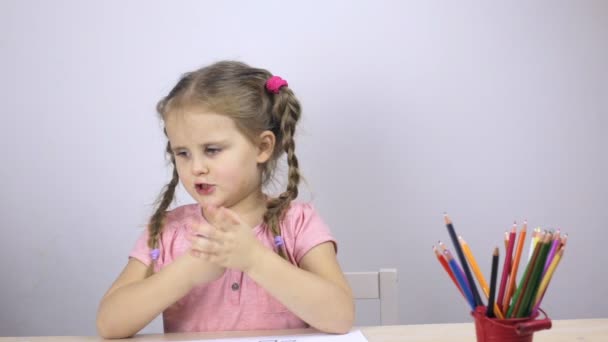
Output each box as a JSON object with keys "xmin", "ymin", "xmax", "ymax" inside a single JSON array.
[{"xmin": 96, "ymin": 61, "xmax": 354, "ymax": 338}]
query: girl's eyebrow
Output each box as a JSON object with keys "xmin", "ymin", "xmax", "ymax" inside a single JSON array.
[{"xmin": 171, "ymin": 140, "xmax": 229, "ymax": 151}]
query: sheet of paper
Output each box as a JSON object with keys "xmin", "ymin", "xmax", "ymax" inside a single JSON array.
[{"xmin": 175, "ymin": 329, "xmax": 369, "ymax": 342}]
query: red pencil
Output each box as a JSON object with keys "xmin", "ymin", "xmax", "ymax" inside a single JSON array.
[
  {"xmin": 434, "ymin": 246, "xmax": 465, "ymax": 297},
  {"xmin": 497, "ymin": 223, "xmax": 517, "ymax": 309},
  {"xmin": 503, "ymin": 221, "xmax": 527, "ymax": 313}
]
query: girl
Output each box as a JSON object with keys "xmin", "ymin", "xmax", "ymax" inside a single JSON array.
[{"xmin": 96, "ymin": 61, "xmax": 354, "ymax": 338}]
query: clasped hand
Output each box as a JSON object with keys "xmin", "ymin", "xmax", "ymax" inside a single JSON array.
[{"xmin": 186, "ymin": 205, "xmax": 265, "ymax": 272}]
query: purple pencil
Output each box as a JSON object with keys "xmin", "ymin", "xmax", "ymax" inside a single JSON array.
[{"xmin": 543, "ymin": 230, "xmax": 561, "ymax": 275}]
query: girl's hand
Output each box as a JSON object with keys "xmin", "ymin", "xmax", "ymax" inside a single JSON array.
[
  {"xmin": 187, "ymin": 205, "xmax": 266, "ymax": 272},
  {"xmin": 181, "ymin": 251, "xmax": 227, "ymax": 286}
]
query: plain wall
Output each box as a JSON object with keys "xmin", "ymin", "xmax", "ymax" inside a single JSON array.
[{"xmin": 1, "ymin": 0, "xmax": 606, "ymax": 336}]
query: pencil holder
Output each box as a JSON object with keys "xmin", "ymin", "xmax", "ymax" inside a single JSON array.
[{"xmin": 471, "ymin": 306, "xmax": 552, "ymax": 342}]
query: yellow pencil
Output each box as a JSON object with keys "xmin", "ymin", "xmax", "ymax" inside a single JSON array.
[
  {"xmin": 533, "ymin": 247, "xmax": 564, "ymax": 308},
  {"xmin": 459, "ymin": 236, "xmax": 504, "ymax": 319}
]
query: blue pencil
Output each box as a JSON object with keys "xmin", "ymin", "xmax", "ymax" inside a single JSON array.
[{"xmin": 445, "ymin": 250, "xmax": 475, "ymax": 310}]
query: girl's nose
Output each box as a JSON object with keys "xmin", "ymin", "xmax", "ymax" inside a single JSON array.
[{"xmin": 191, "ymin": 157, "xmax": 209, "ymax": 175}]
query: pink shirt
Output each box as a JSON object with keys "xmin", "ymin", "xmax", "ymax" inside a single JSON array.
[{"xmin": 129, "ymin": 202, "xmax": 336, "ymax": 332}]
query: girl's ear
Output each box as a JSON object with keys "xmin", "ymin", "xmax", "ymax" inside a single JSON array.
[{"xmin": 256, "ymin": 130, "xmax": 276, "ymax": 163}]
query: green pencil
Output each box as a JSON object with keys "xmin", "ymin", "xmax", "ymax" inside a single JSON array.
[
  {"xmin": 517, "ymin": 233, "xmax": 553, "ymax": 317},
  {"xmin": 506, "ymin": 232, "xmax": 544, "ymax": 318}
]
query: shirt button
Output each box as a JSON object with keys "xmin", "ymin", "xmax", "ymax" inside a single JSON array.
[{"xmin": 231, "ymin": 282, "xmax": 240, "ymax": 291}]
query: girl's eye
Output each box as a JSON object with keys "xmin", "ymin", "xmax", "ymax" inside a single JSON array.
[
  {"xmin": 175, "ymin": 151, "xmax": 189, "ymax": 158},
  {"xmin": 206, "ymin": 147, "xmax": 221, "ymax": 156}
]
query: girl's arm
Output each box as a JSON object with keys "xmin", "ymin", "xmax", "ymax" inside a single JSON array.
[
  {"xmin": 245, "ymin": 241, "xmax": 355, "ymax": 334},
  {"xmin": 96, "ymin": 254, "xmax": 224, "ymax": 339}
]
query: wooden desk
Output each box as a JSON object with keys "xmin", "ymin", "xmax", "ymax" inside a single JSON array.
[{"xmin": 1, "ymin": 319, "xmax": 606, "ymax": 341}]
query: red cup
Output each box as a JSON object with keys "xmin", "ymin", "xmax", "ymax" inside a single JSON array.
[{"xmin": 471, "ymin": 306, "xmax": 552, "ymax": 342}]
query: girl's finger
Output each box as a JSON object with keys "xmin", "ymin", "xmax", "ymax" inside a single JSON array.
[
  {"xmin": 192, "ymin": 221, "xmax": 217, "ymax": 239},
  {"xmin": 190, "ymin": 249, "xmax": 214, "ymax": 262},
  {"xmin": 190, "ymin": 236, "xmax": 219, "ymax": 254}
]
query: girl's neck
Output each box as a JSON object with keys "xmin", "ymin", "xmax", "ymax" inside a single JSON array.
[{"xmin": 225, "ymin": 190, "xmax": 269, "ymax": 229}]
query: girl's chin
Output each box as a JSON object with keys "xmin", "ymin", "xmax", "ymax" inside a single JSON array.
[{"xmin": 197, "ymin": 199, "xmax": 224, "ymax": 208}]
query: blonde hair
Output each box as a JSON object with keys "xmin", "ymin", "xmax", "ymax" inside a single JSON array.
[{"xmin": 148, "ymin": 61, "xmax": 302, "ymax": 260}]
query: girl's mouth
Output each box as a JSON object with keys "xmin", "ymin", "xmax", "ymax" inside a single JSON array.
[{"xmin": 195, "ymin": 183, "xmax": 215, "ymax": 195}]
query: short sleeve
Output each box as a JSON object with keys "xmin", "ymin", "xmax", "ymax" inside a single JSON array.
[
  {"xmin": 129, "ymin": 229, "xmax": 152, "ymax": 266},
  {"xmin": 291, "ymin": 203, "xmax": 337, "ymax": 265}
]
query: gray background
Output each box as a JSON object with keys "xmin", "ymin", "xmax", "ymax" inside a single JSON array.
[{"xmin": 1, "ymin": 0, "xmax": 607, "ymax": 337}]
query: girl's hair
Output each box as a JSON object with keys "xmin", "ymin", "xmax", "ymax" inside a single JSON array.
[{"xmin": 147, "ymin": 61, "xmax": 302, "ymax": 260}]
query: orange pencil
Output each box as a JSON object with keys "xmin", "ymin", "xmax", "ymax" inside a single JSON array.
[
  {"xmin": 503, "ymin": 221, "xmax": 527, "ymax": 313},
  {"xmin": 434, "ymin": 245, "xmax": 464, "ymax": 297}
]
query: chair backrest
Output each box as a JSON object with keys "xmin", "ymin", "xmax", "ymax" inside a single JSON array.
[{"xmin": 345, "ymin": 268, "xmax": 398, "ymax": 325}]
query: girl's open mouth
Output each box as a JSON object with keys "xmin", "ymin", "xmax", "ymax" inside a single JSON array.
[{"xmin": 195, "ymin": 183, "xmax": 215, "ymax": 195}]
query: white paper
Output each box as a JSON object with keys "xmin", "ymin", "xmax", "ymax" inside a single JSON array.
[{"xmin": 179, "ymin": 329, "xmax": 369, "ymax": 342}]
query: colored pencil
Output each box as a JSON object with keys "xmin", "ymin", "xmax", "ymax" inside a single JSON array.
[
  {"xmin": 497, "ymin": 223, "xmax": 516, "ymax": 310},
  {"xmin": 559, "ymin": 233, "xmax": 568, "ymax": 249},
  {"xmin": 507, "ymin": 232, "xmax": 544, "ymax": 318},
  {"xmin": 486, "ymin": 247, "xmax": 500, "ymax": 318},
  {"xmin": 516, "ymin": 232, "xmax": 553, "ymax": 317},
  {"xmin": 532, "ymin": 247, "xmax": 565, "ymax": 313},
  {"xmin": 528, "ymin": 227, "xmax": 540, "ymax": 261},
  {"xmin": 444, "ymin": 214, "xmax": 484, "ymax": 308},
  {"xmin": 460, "ymin": 236, "xmax": 488, "ymax": 297},
  {"xmin": 444, "ymin": 249, "xmax": 475, "ymax": 310},
  {"xmin": 434, "ymin": 245, "xmax": 464, "ymax": 297},
  {"xmin": 503, "ymin": 221, "xmax": 527, "ymax": 314},
  {"xmin": 439, "ymin": 241, "xmax": 473, "ymax": 291},
  {"xmin": 460, "ymin": 236, "xmax": 504, "ymax": 318},
  {"xmin": 543, "ymin": 230, "xmax": 561, "ymax": 275}
]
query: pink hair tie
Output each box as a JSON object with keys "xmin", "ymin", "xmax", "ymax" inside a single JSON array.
[{"xmin": 265, "ymin": 76, "xmax": 288, "ymax": 94}]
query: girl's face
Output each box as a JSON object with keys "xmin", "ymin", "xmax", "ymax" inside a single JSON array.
[{"xmin": 164, "ymin": 109, "xmax": 274, "ymax": 213}]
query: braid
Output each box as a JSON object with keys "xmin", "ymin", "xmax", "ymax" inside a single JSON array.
[
  {"xmin": 147, "ymin": 142, "xmax": 180, "ymax": 256},
  {"xmin": 264, "ymin": 88, "xmax": 302, "ymax": 260}
]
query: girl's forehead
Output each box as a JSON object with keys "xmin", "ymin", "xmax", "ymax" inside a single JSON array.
[{"xmin": 165, "ymin": 110, "xmax": 239, "ymax": 141}]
